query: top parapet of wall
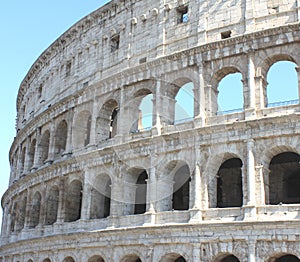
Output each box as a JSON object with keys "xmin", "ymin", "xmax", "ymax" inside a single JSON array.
[{"xmin": 16, "ymin": 0, "xmax": 299, "ymax": 116}]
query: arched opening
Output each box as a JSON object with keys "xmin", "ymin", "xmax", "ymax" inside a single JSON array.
[
  {"xmin": 54, "ymin": 120, "xmax": 68, "ymax": 158},
  {"xmin": 27, "ymin": 260, "xmax": 33, "ymax": 262},
  {"xmin": 10, "ymin": 202, "xmax": 17, "ymax": 232},
  {"xmin": 269, "ymin": 152, "xmax": 300, "ymax": 204},
  {"xmin": 174, "ymin": 81, "xmax": 194, "ymax": 124},
  {"xmin": 96, "ymin": 99, "xmax": 119, "ymax": 142},
  {"xmin": 62, "ymin": 257, "xmax": 75, "ymax": 262},
  {"xmin": 88, "ymin": 255, "xmax": 105, "ymax": 262},
  {"xmin": 130, "ymin": 89, "xmax": 153, "ymax": 132},
  {"xmin": 124, "ymin": 168, "xmax": 148, "ymax": 215},
  {"xmin": 73, "ymin": 111, "xmax": 92, "ymax": 149},
  {"xmin": 216, "ymin": 254, "xmax": 240, "ymax": 262},
  {"xmin": 20, "ymin": 146, "xmax": 26, "ymax": 174},
  {"xmin": 42, "ymin": 258, "xmax": 51, "ymax": 262},
  {"xmin": 39, "ymin": 130, "xmax": 50, "ymax": 164},
  {"xmin": 45, "ymin": 186, "xmax": 59, "ymax": 225},
  {"xmin": 28, "ymin": 191, "xmax": 41, "ymax": 228},
  {"xmin": 217, "ymin": 72, "xmax": 243, "ymax": 114},
  {"xmin": 90, "ymin": 174, "xmax": 112, "ymax": 219},
  {"xmin": 16, "ymin": 195, "xmax": 27, "ymax": 232},
  {"xmin": 267, "ymin": 61, "xmax": 298, "ymax": 107},
  {"xmin": 274, "ymin": 254, "xmax": 300, "ymax": 262},
  {"xmin": 172, "ymin": 164, "xmax": 190, "ymax": 210},
  {"xmin": 217, "ymin": 158, "xmax": 243, "ymax": 208},
  {"xmin": 27, "ymin": 139, "xmax": 36, "ymax": 170},
  {"xmin": 160, "ymin": 253, "xmax": 187, "ymax": 262},
  {"xmin": 135, "ymin": 171, "xmax": 148, "ymax": 214},
  {"xmin": 121, "ymin": 254, "xmax": 142, "ymax": 262},
  {"xmin": 138, "ymin": 94, "xmax": 153, "ymax": 131},
  {"xmin": 65, "ymin": 180, "xmax": 82, "ymax": 222}
]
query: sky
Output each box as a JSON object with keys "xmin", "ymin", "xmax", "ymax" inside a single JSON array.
[
  {"xmin": 0, "ymin": 1, "xmax": 298, "ymax": 232},
  {"xmin": 0, "ymin": 0, "xmax": 110, "ymax": 231}
]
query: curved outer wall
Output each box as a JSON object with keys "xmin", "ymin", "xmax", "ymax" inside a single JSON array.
[{"xmin": 1, "ymin": 0, "xmax": 300, "ymax": 261}]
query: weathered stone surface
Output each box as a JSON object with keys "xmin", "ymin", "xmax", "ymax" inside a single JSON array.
[{"xmin": 1, "ymin": 0, "xmax": 300, "ymax": 261}]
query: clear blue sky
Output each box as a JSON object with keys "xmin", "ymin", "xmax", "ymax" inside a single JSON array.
[
  {"xmin": 0, "ymin": 0, "xmax": 110, "ymax": 230},
  {"xmin": 0, "ymin": 1, "xmax": 298, "ymax": 231}
]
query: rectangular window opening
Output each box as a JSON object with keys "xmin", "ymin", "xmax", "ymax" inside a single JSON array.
[
  {"xmin": 177, "ymin": 6, "xmax": 189, "ymax": 24},
  {"xmin": 66, "ymin": 61, "xmax": 72, "ymax": 77},
  {"xmin": 221, "ymin": 31, "xmax": 232, "ymax": 39},
  {"xmin": 111, "ymin": 35, "xmax": 120, "ymax": 53}
]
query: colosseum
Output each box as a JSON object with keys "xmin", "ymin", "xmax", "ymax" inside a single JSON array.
[{"xmin": 1, "ymin": 0, "xmax": 300, "ymax": 261}]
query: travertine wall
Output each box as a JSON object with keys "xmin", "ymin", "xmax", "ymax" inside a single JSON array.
[{"xmin": 1, "ymin": 0, "xmax": 300, "ymax": 261}]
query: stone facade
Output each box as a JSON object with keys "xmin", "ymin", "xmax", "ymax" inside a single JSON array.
[{"xmin": 1, "ymin": 0, "xmax": 300, "ymax": 261}]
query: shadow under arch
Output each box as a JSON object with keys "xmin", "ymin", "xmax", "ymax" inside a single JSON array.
[
  {"xmin": 159, "ymin": 252, "xmax": 187, "ymax": 262},
  {"xmin": 120, "ymin": 253, "xmax": 142, "ymax": 262},
  {"xmin": 213, "ymin": 253, "xmax": 240, "ymax": 262},
  {"xmin": 267, "ymin": 253, "xmax": 300, "ymax": 262}
]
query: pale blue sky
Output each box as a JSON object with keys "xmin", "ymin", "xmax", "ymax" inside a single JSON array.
[
  {"xmin": 0, "ymin": 1, "xmax": 298, "ymax": 231},
  {"xmin": 0, "ymin": 0, "xmax": 110, "ymax": 230}
]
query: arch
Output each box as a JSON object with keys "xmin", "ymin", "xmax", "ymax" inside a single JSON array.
[
  {"xmin": 266, "ymin": 60, "xmax": 298, "ymax": 107},
  {"xmin": 120, "ymin": 254, "xmax": 142, "ymax": 262},
  {"xmin": 42, "ymin": 259, "xmax": 52, "ymax": 262},
  {"xmin": 45, "ymin": 186, "xmax": 59, "ymax": 225},
  {"xmin": 124, "ymin": 168, "xmax": 148, "ymax": 215},
  {"xmin": 65, "ymin": 180, "xmax": 82, "ymax": 222},
  {"xmin": 39, "ymin": 130, "xmax": 50, "ymax": 164},
  {"xmin": 54, "ymin": 120, "xmax": 68, "ymax": 157},
  {"xmin": 28, "ymin": 191, "xmax": 42, "ymax": 228},
  {"xmin": 62, "ymin": 257, "xmax": 75, "ymax": 262},
  {"xmin": 73, "ymin": 110, "xmax": 92, "ymax": 149},
  {"xmin": 267, "ymin": 253, "xmax": 300, "ymax": 262},
  {"xmin": 88, "ymin": 255, "xmax": 105, "ymax": 262},
  {"xmin": 217, "ymin": 69, "xmax": 243, "ymax": 115},
  {"xmin": 130, "ymin": 89, "xmax": 153, "ymax": 132},
  {"xmin": 213, "ymin": 254, "xmax": 240, "ymax": 262},
  {"xmin": 90, "ymin": 174, "xmax": 112, "ymax": 219},
  {"xmin": 20, "ymin": 146, "xmax": 26, "ymax": 174},
  {"xmin": 15, "ymin": 195, "xmax": 27, "ymax": 232},
  {"xmin": 96, "ymin": 99, "xmax": 119, "ymax": 142},
  {"xmin": 158, "ymin": 160, "xmax": 191, "ymax": 211},
  {"xmin": 27, "ymin": 139, "xmax": 36, "ymax": 170},
  {"xmin": 27, "ymin": 260, "xmax": 33, "ymax": 262},
  {"xmin": 217, "ymin": 158, "xmax": 243, "ymax": 208},
  {"xmin": 159, "ymin": 253, "xmax": 187, "ymax": 262},
  {"xmin": 268, "ymin": 152, "xmax": 300, "ymax": 204},
  {"xmin": 174, "ymin": 80, "xmax": 194, "ymax": 124}
]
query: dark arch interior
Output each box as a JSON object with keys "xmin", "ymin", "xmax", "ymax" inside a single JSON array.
[
  {"xmin": 220, "ymin": 255, "xmax": 240, "ymax": 262},
  {"xmin": 275, "ymin": 254, "xmax": 300, "ymax": 262},
  {"xmin": 269, "ymin": 152, "xmax": 300, "ymax": 204},
  {"xmin": 175, "ymin": 256, "xmax": 187, "ymax": 262},
  {"xmin": 217, "ymin": 158, "xmax": 243, "ymax": 208},
  {"xmin": 134, "ymin": 171, "xmax": 148, "ymax": 214},
  {"xmin": 172, "ymin": 165, "xmax": 190, "ymax": 210}
]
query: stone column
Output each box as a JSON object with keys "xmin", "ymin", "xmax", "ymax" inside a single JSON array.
[
  {"xmin": 22, "ymin": 137, "xmax": 31, "ymax": 174},
  {"xmin": 245, "ymin": 52, "xmax": 256, "ymax": 119},
  {"xmin": 146, "ymin": 167, "xmax": 156, "ymax": 213},
  {"xmin": 81, "ymin": 175, "xmax": 91, "ymax": 220},
  {"xmin": 154, "ymin": 80, "xmax": 162, "ymax": 135},
  {"xmin": 189, "ymin": 163, "xmax": 203, "ymax": 223},
  {"xmin": 15, "ymin": 146, "xmax": 22, "ymax": 179},
  {"xmin": 255, "ymin": 164, "xmax": 265, "ymax": 205},
  {"xmin": 244, "ymin": 139, "xmax": 257, "ymax": 219},
  {"xmin": 247, "ymin": 139, "xmax": 256, "ymax": 206},
  {"xmin": 254, "ymin": 75, "xmax": 268, "ymax": 109},
  {"xmin": 47, "ymin": 121, "xmax": 56, "ymax": 163},
  {"xmin": 32, "ymin": 128, "xmax": 41, "ymax": 170},
  {"xmin": 248, "ymin": 239, "xmax": 256, "ymax": 262},
  {"xmin": 117, "ymin": 85, "xmax": 127, "ymax": 136},
  {"xmin": 65, "ymin": 108, "xmax": 74, "ymax": 154},
  {"xmin": 56, "ymin": 177, "xmax": 65, "ymax": 223},
  {"xmin": 193, "ymin": 62, "xmax": 206, "ymax": 127},
  {"xmin": 89, "ymin": 98, "xmax": 98, "ymax": 146}
]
